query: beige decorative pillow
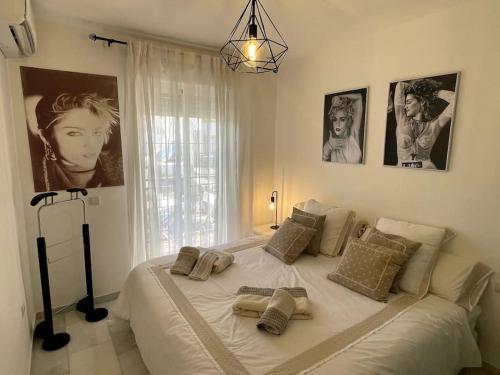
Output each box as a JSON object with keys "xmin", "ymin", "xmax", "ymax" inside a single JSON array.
[
  {"xmin": 375, "ymin": 217, "xmax": 446, "ymax": 299},
  {"xmin": 327, "ymin": 238, "xmax": 408, "ymax": 302},
  {"xmin": 263, "ymin": 218, "xmax": 317, "ymax": 264},
  {"xmin": 303, "ymin": 199, "xmax": 355, "ymax": 257},
  {"xmin": 291, "ymin": 207, "xmax": 326, "ymax": 256},
  {"xmin": 361, "ymin": 227, "xmax": 421, "ymax": 292},
  {"xmin": 430, "ymin": 252, "xmax": 493, "ymax": 311}
]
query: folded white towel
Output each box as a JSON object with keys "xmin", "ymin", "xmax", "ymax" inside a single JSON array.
[
  {"xmin": 189, "ymin": 252, "xmax": 219, "ymax": 281},
  {"xmin": 232, "ymin": 286, "xmax": 312, "ymax": 320},
  {"xmin": 170, "ymin": 247, "xmax": 200, "ymax": 276}
]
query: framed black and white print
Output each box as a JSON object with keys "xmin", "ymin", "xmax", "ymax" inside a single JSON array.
[
  {"xmin": 323, "ymin": 87, "xmax": 368, "ymax": 164},
  {"xmin": 20, "ymin": 66, "xmax": 124, "ymax": 192},
  {"xmin": 384, "ymin": 72, "xmax": 459, "ymax": 171}
]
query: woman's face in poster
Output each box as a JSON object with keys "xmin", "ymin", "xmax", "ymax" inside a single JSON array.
[
  {"xmin": 52, "ymin": 108, "xmax": 106, "ymax": 171},
  {"xmin": 331, "ymin": 109, "xmax": 349, "ymax": 138},
  {"xmin": 404, "ymin": 94, "xmax": 421, "ymax": 118}
]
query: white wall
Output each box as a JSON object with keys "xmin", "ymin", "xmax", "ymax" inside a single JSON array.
[
  {"xmin": 274, "ymin": 0, "xmax": 500, "ymax": 367},
  {"xmin": 7, "ymin": 18, "xmax": 131, "ymax": 315},
  {"xmin": 0, "ymin": 55, "xmax": 32, "ymax": 375},
  {"xmin": 251, "ymin": 75, "xmax": 278, "ymax": 226},
  {"xmin": 6, "ymin": 16, "xmax": 277, "ymax": 318}
]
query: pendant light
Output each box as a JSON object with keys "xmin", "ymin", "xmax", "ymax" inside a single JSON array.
[{"xmin": 220, "ymin": 0, "xmax": 288, "ymax": 74}]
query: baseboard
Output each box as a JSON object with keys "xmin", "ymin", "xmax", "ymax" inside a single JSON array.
[
  {"xmin": 484, "ymin": 361, "xmax": 500, "ymax": 375},
  {"xmin": 34, "ymin": 291, "xmax": 120, "ymax": 321}
]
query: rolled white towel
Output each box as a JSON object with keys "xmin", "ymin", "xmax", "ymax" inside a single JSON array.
[
  {"xmin": 257, "ymin": 289, "xmax": 296, "ymax": 335},
  {"xmin": 212, "ymin": 251, "xmax": 235, "ymax": 273},
  {"xmin": 189, "ymin": 252, "xmax": 218, "ymax": 281}
]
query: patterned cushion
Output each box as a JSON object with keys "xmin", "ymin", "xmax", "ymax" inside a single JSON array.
[
  {"xmin": 327, "ymin": 238, "xmax": 409, "ymax": 302},
  {"xmin": 361, "ymin": 227, "xmax": 421, "ymax": 292},
  {"xmin": 291, "ymin": 207, "xmax": 326, "ymax": 256},
  {"xmin": 375, "ymin": 217, "xmax": 446, "ymax": 299},
  {"xmin": 263, "ymin": 218, "xmax": 317, "ymax": 264}
]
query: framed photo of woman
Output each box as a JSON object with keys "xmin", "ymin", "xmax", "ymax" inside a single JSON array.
[
  {"xmin": 20, "ymin": 66, "xmax": 124, "ymax": 192},
  {"xmin": 384, "ymin": 72, "xmax": 460, "ymax": 171},
  {"xmin": 322, "ymin": 87, "xmax": 368, "ymax": 164}
]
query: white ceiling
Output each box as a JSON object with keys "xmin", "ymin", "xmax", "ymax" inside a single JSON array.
[{"xmin": 34, "ymin": 0, "xmax": 465, "ymax": 53}]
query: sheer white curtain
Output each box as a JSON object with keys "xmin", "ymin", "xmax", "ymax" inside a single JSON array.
[{"xmin": 125, "ymin": 40, "xmax": 252, "ymax": 266}]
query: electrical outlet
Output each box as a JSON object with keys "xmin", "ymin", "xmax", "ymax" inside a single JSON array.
[{"xmin": 88, "ymin": 196, "xmax": 101, "ymax": 206}]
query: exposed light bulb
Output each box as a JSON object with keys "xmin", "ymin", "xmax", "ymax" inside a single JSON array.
[
  {"xmin": 269, "ymin": 201, "xmax": 275, "ymax": 210},
  {"xmin": 243, "ymin": 38, "xmax": 259, "ymax": 68}
]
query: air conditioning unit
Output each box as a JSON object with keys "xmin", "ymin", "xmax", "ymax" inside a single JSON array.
[{"xmin": 0, "ymin": 0, "xmax": 37, "ymax": 58}]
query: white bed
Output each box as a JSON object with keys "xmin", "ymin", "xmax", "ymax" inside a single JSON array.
[{"xmin": 113, "ymin": 235, "xmax": 482, "ymax": 375}]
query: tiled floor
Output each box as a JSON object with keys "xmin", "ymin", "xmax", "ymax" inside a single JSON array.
[
  {"xmin": 31, "ymin": 300, "xmax": 492, "ymax": 375},
  {"xmin": 31, "ymin": 300, "xmax": 149, "ymax": 375}
]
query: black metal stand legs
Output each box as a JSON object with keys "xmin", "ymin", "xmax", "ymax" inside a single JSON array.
[
  {"xmin": 34, "ymin": 237, "xmax": 71, "ymax": 351},
  {"xmin": 31, "ymin": 188, "xmax": 106, "ymax": 352},
  {"xmin": 76, "ymin": 223, "xmax": 108, "ymax": 322}
]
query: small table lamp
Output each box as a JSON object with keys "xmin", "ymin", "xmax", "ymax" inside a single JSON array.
[{"xmin": 269, "ymin": 191, "xmax": 279, "ymax": 230}]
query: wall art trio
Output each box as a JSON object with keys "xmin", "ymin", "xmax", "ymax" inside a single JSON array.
[{"xmin": 322, "ymin": 72, "xmax": 459, "ymax": 171}]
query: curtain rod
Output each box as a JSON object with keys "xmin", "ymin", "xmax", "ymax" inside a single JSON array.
[
  {"xmin": 89, "ymin": 33, "xmax": 127, "ymax": 46},
  {"xmin": 88, "ymin": 32, "xmax": 221, "ymax": 56}
]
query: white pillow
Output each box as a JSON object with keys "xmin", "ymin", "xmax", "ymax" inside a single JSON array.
[
  {"xmin": 304, "ymin": 199, "xmax": 354, "ymax": 257},
  {"xmin": 430, "ymin": 252, "xmax": 493, "ymax": 311},
  {"xmin": 375, "ymin": 217, "xmax": 446, "ymax": 298}
]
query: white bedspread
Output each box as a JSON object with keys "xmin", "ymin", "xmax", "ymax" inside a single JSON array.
[{"xmin": 113, "ymin": 237, "xmax": 481, "ymax": 375}]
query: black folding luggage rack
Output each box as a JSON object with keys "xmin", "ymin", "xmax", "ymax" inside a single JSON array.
[{"xmin": 31, "ymin": 188, "xmax": 108, "ymax": 351}]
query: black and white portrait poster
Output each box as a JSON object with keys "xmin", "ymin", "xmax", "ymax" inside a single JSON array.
[
  {"xmin": 323, "ymin": 87, "xmax": 368, "ymax": 164},
  {"xmin": 20, "ymin": 67, "xmax": 124, "ymax": 192},
  {"xmin": 384, "ymin": 72, "xmax": 459, "ymax": 171}
]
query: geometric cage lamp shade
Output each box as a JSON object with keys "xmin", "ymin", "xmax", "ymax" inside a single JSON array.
[{"xmin": 220, "ymin": 0, "xmax": 288, "ymax": 73}]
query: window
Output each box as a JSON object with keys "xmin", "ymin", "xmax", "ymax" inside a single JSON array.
[{"xmin": 144, "ymin": 84, "xmax": 219, "ymax": 255}]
